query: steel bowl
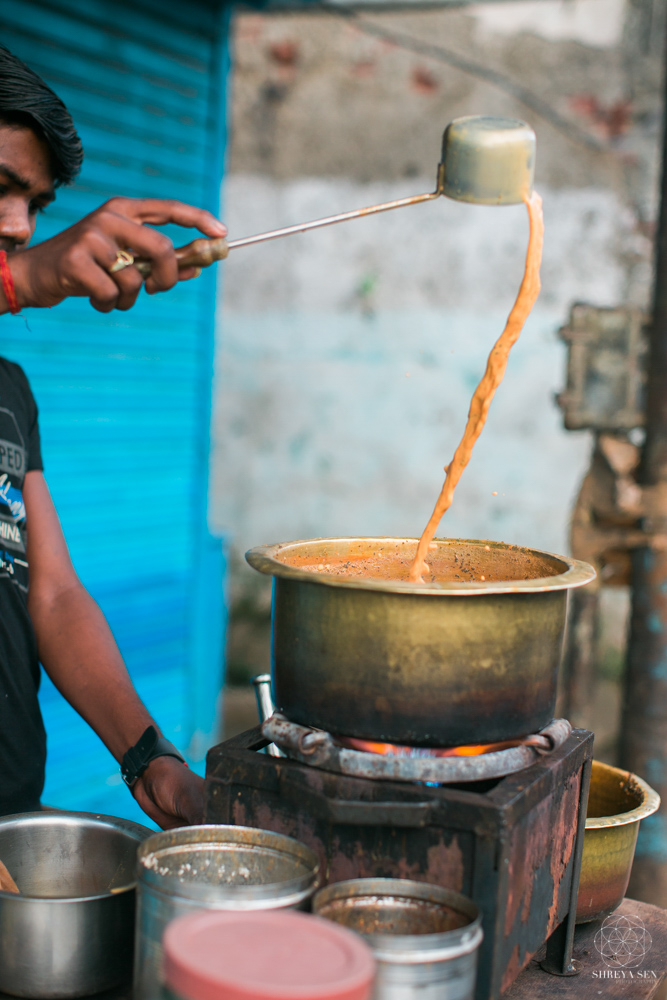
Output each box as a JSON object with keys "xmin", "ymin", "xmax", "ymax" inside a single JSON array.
[
  {"xmin": 0, "ymin": 810, "xmax": 153, "ymax": 998},
  {"xmin": 576, "ymin": 760, "xmax": 660, "ymax": 923},
  {"xmin": 246, "ymin": 537, "xmax": 595, "ymax": 746}
]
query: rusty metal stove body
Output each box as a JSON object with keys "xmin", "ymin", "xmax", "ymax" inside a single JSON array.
[{"xmin": 205, "ymin": 724, "xmax": 593, "ymax": 1000}]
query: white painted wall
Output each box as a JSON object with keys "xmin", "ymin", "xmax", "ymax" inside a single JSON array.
[
  {"xmin": 470, "ymin": 0, "xmax": 627, "ymax": 49},
  {"xmin": 211, "ymin": 176, "xmax": 644, "ymax": 573}
]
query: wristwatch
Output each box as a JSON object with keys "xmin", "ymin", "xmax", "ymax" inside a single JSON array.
[{"xmin": 121, "ymin": 725, "xmax": 186, "ymax": 789}]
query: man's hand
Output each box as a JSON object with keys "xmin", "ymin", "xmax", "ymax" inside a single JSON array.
[
  {"xmin": 132, "ymin": 756, "xmax": 205, "ymax": 830},
  {"xmin": 5, "ymin": 197, "xmax": 226, "ymax": 313}
]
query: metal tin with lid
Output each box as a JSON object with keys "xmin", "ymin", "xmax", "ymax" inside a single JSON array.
[
  {"xmin": 313, "ymin": 878, "xmax": 483, "ymax": 1000},
  {"xmin": 135, "ymin": 825, "xmax": 320, "ymax": 1000},
  {"xmin": 163, "ymin": 910, "xmax": 375, "ymax": 1000}
]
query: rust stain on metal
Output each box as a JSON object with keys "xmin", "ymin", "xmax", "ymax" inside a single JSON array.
[
  {"xmin": 328, "ymin": 846, "xmax": 366, "ymax": 884},
  {"xmin": 547, "ymin": 772, "xmax": 580, "ymax": 931},
  {"xmin": 231, "ymin": 799, "xmax": 247, "ymax": 827},
  {"xmin": 504, "ymin": 770, "xmax": 580, "ymax": 939},
  {"xmin": 502, "ymin": 769, "xmax": 581, "ymax": 991},
  {"xmin": 426, "ymin": 836, "xmax": 465, "ymax": 892},
  {"xmin": 252, "ymin": 802, "xmax": 326, "ymax": 878},
  {"xmin": 326, "ymin": 842, "xmax": 420, "ymax": 884},
  {"xmin": 504, "ymin": 796, "xmax": 549, "ymax": 938},
  {"xmin": 504, "ymin": 944, "xmax": 523, "ymax": 989}
]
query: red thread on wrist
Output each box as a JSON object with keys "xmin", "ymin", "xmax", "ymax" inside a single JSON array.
[{"xmin": 0, "ymin": 252, "xmax": 20, "ymax": 315}]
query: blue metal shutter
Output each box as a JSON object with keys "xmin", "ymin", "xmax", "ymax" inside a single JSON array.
[{"xmin": 0, "ymin": 0, "xmax": 229, "ymax": 824}]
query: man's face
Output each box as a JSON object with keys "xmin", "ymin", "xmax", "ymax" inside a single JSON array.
[{"xmin": 0, "ymin": 125, "xmax": 55, "ymax": 253}]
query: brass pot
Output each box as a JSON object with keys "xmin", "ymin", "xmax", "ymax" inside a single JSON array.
[
  {"xmin": 576, "ymin": 760, "xmax": 660, "ymax": 923},
  {"xmin": 246, "ymin": 537, "xmax": 594, "ymax": 746}
]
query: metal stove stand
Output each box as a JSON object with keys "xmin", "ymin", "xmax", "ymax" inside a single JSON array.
[{"xmin": 205, "ymin": 726, "xmax": 594, "ymax": 1000}]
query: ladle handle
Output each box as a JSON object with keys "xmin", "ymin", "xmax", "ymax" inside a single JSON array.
[
  {"xmin": 133, "ymin": 178, "xmax": 441, "ymax": 278},
  {"xmin": 134, "ymin": 236, "xmax": 229, "ymax": 278}
]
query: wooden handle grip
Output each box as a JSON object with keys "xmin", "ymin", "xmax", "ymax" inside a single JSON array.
[
  {"xmin": 0, "ymin": 859, "xmax": 19, "ymax": 894},
  {"xmin": 134, "ymin": 236, "xmax": 229, "ymax": 278}
]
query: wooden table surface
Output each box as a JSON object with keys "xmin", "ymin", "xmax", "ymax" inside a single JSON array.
[{"xmin": 505, "ymin": 898, "xmax": 667, "ymax": 998}]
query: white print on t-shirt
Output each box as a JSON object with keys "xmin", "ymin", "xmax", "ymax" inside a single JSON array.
[{"xmin": 0, "ymin": 474, "xmax": 25, "ymax": 523}]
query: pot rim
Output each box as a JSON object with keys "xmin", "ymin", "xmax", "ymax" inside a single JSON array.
[
  {"xmin": 0, "ymin": 810, "xmax": 152, "ymax": 901},
  {"xmin": 136, "ymin": 823, "xmax": 320, "ymax": 900},
  {"xmin": 585, "ymin": 762, "xmax": 661, "ymax": 830},
  {"xmin": 246, "ymin": 536, "xmax": 596, "ymax": 596},
  {"xmin": 312, "ymin": 877, "xmax": 483, "ymax": 959}
]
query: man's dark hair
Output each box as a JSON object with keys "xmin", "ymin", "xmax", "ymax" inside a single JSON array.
[{"xmin": 0, "ymin": 45, "xmax": 83, "ymax": 186}]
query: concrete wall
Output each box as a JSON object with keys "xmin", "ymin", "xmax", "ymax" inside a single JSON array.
[{"xmin": 212, "ymin": 0, "xmax": 663, "ymax": 654}]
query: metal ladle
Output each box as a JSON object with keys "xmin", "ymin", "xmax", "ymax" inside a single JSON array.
[{"xmin": 135, "ymin": 115, "xmax": 536, "ymax": 278}]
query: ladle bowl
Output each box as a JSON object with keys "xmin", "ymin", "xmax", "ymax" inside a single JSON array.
[
  {"xmin": 441, "ymin": 115, "xmax": 535, "ymax": 205},
  {"xmin": 246, "ymin": 537, "xmax": 595, "ymax": 747},
  {"xmin": 144, "ymin": 115, "xmax": 537, "ymax": 276}
]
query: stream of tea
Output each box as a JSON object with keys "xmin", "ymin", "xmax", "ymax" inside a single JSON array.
[{"xmin": 408, "ymin": 190, "xmax": 545, "ymax": 584}]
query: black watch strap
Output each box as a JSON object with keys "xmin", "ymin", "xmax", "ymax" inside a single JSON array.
[{"xmin": 121, "ymin": 725, "xmax": 186, "ymax": 789}]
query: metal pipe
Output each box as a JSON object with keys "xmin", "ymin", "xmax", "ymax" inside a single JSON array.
[
  {"xmin": 251, "ymin": 674, "xmax": 275, "ymax": 724},
  {"xmin": 619, "ymin": 21, "xmax": 667, "ymax": 905},
  {"xmin": 251, "ymin": 675, "xmax": 283, "ymax": 758}
]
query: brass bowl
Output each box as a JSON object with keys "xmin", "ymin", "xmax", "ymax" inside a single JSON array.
[
  {"xmin": 246, "ymin": 537, "xmax": 595, "ymax": 746},
  {"xmin": 576, "ymin": 760, "xmax": 660, "ymax": 923}
]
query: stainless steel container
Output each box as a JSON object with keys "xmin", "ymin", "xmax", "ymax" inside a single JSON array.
[
  {"xmin": 134, "ymin": 824, "xmax": 320, "ymax": 1000},
  {"xmin": 313, "ymin": 878, "xmax": 483, "ymax": 1000},
  {"xmin": 0, "ymin": 810, "xmax": 152, "ymax": 998},
  {"xmin": 246, "ymin": 537, "xmax": 595, "ymax": 746}
]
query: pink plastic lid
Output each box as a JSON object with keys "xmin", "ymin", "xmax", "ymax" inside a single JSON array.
[{"xmin": 163, "ymin": 910, "xmax": 375, "ymax": 1000}]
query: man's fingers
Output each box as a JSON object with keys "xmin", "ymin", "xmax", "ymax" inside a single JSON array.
[
  {"xmin": 132, "ymin": 784, "xmax": 178, "ymax": 830},
  {"xmin": 82, "ymin": 233, "xmax": 139, "ymax": 311},
  {"xmin": 136, "ymin": 757, "xmax": 204, "ymax": 829},
  {"xmin": 63, "ymin": 253, "xmax": 120, "ymax": 313},
  {"xmin": 177, "ymin": 774, "xmax": 205, "ymax": 825},
  {"xmin": 11, "ymin": 197, "xmax": 225, "ymax": 312},
  {"xmin": 94, "ymin": 213, "xmax": 178, "ymax": 292},
  {"xmin": 177, "ymin": 266, "xmax": 201, "ymax": 282},
  {"xmin": 107, "ymin": 265, "xmax": 144, "ymax": 311},
  {"xmin": 104, "ymin": 197, "xmax": 226, "ymax": 238}
]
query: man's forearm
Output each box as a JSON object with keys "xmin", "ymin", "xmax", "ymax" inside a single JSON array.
[
  {"xmin": 29, "ymin": 581, "xmax": 156, "ymax": 761},
  {"xmin": 23, "ymin": 471, "xmax": 203, "ymax": 828}
]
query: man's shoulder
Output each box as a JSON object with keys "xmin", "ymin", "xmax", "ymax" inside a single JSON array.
[{"xmin": 0, "ymin": 357, "xmax": 32, "ymax": 395}]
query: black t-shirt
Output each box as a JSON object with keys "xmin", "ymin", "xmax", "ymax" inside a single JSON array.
[{"xmin": 0, "ymin": 357, "xmax": 45, "ymax": 815}]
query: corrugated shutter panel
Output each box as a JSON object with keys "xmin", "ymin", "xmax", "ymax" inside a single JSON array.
[{"xmin": 0, "ymin": 0, "xmax": 229, "ymax": 824}]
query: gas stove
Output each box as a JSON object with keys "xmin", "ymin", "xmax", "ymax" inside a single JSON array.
[
  {"xmin": 261, "ymin": 712, "xmax": 575, "ymax": 783},
  {"xmin": 205, "ymin": 720, "xmax": 593, "ymax": 1000}
]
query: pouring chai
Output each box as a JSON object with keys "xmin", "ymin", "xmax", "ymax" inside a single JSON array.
[
  {"xmin": 409, "ymin": 190, "xmax": 544, "ymax": 583},
  {"xmin": 263, "ymin": 118, "xmax": 543, "ymax": 586}
]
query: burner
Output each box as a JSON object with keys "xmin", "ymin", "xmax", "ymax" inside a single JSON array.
[
  {"xmin": 205, "ymin": 725, "xmax": 593, "ymax": 1000},
  {"xmin": 261, "ymin": 714, "xmax": 573, "ymax": 783}
]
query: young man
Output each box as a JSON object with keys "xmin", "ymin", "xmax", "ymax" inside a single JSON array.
[{"xmin": 0, "ymin": 46, "xmax": 226, "ymax": 825}]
